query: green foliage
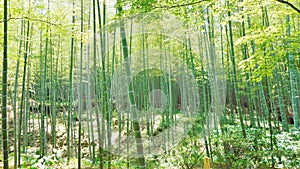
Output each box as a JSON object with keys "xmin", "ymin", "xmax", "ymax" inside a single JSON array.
[
  {"xmin": 274, "ymin": 128, "xmax": 300, "ymax": 168},
  {"xmin": 2, "ymin": 0, "xmax": 300, "ymax": 168},
  {"xmin": 212, "ymin": 125, "xmax": 300, "ymax": 168},
  {"xmin": 21, "ymin": 153, "xmax": 61, "ymax": 169},
  {"xmin": 148, "ymin": 136, "xmax": 204, "ymax": 169},
  {"xmin": 212, "ymin": 126, "xmax": 266, "ymax": 168}
]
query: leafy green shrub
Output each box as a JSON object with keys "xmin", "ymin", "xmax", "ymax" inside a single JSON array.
[
  {"xmin": 211, "ymin": 125, "xmax": 300, "ymax": 169},
  {"xmin": 273, "ymin": 128, "xmax": 300, "ymax": 168},
  {"xmin": 212, "ymin": 126, "xmax": 263, "ymax": 168},
  {"xmin": 152, "ymin": 136, "xmax": 204, "ymax": 169},
  {"xmin": 21, "ymin": 149, "xmax": 61, "ymax": 169}
]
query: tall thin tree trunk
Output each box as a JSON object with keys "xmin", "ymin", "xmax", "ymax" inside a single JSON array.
[
  {"xmin": 13, "ymin": 20, "xmax": 24, "ymax": 169},
  {"xmin": 227, "ymin": 0, "xmax": 246, "ymax": 138},
  {"xmin": 78, "ymin": 0, "xmax": 84, "ymax": 167},
  {"xmin": 287, "ymin": 14, "xmax": 299, "ymax": 129},
  {"xmin": 117, "ymin": 2, "xmax": 146, "ymax": 168},
  {"xmin": 67, "ymin": 0, "xmax": 76, "ymax": 162},
  {"xmin": 18, "ymin": 20, "xmax": 31, "ymax": 164},
  {"xmin": 40, "ymin": 26, "xmax": 48, "ymax": 158},
  {"xmin": 2, "ymin": 0, "xmax": 9, "ymax": 167}
]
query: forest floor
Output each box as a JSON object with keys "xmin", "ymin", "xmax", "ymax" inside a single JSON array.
[{"xmin": 0, "ymin": 109, "xmax": 197, "ymax": 169}]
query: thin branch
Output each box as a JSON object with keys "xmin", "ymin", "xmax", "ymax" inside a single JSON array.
[
  {"xmin": 276, "ymin": 0, "xmax": 300, "ymax": 13},
  {"xmin": 153, "ymin": 0, "xmax": 211, "ymax": 9},
  {"xmin": 0, "ymin": 16, "xmax": 60, "ymax": 25}
]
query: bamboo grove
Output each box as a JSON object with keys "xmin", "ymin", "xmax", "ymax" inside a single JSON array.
[{"xmin": 0, "ymin": 0, "xmax": 300, "ymax": 168}]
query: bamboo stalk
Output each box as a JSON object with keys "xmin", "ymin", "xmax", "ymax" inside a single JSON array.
[
  {"xmin": 117, "ymin": 2, "xmax": 146, "ymax": 168},
  {"xmin": 2, "ymin": 0, "xmax": 9, "ymax": 166},
  {"xmin": 67, "ymin": 0, "xmax": 76, "ymax": 162},
  {"xmin": 78, "ymin": 0, "xmax": 84, "ymax": 167},
  {"xmin": 18, "ymin": 19, "xmax": 31, "ymax": 163},
  {"xmin": 13, "ymin": 19, "xmax": 24, "ymax": 168}
]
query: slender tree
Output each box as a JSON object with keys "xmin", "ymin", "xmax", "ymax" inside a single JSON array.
[
  {"xmin": 78, "ymin": 0, "xmax": 84, "ymax": 167},
  {"xmin": 13, "ymin": 20, "xmax": 24, "ymax": 169},
  {"xmin": 2, "ymin": 0, "xmax": 9, "ymax": 167},
  {"xmin": 67, "ymin": 0, "xmax": 76, "ymax": 162},
  {"xmin": 227, "ymin": 0, "xmax": 246, "ymax": 138},
  {"xmin": 117, "ymin": 1, "xmax": 146, "ymax": 168},
  {"xmin": 287, "ymin": 14, "xmax": 299, "ymax": 129},
  {"xmin": 18, "ymin": 20, "xmax": 31, "ymax": 164}
]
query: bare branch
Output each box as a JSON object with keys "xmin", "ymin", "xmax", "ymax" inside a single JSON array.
[
  {"xmin": 153, "ymin": 0, "xmax": 211, "ymax": 9},
  {"xmin": 0, "ymin": 17, "xmax": 60, "ymax": 25},
  {"xmin": 276, "ymin": 0, "xmax": 300, "ymax": 13}
]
